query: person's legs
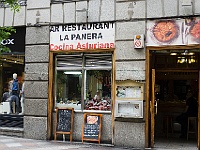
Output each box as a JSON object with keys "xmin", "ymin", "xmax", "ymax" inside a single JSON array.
[
  {"xmin": 9, "ymin": 96, "xmax": 14, "ymax": 114},
  {"xmin": 15, "ymin": 96, "xmax": 19, "ymax": 114}
]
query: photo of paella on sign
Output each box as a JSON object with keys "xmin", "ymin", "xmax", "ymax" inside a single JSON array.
[
  {"xmin": 87, "ymin": 115, "xmax": 98, "ymax": 124},
  {"xmin": 146, "ymin": 17, "xmax": 200, "ymax": 46}
]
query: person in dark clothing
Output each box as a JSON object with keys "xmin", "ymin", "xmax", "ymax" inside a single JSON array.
[
  {"xmin": 2, "ymin": 88, "xmax": 10, "ymax": 102},
  {"xmin": 9, "ymin": 95, "xmax": 20, "ymax": 114},
  {"xmin": 176, "ymin": 89, "xmax": 198, "ymax": 138},
  {"xmin": 12, "ymin": 75, "xmax": 19, "ymax": 97},
  {"xmin": 9, "ymin": 73, "xmax": 20, "ymax": 114}
]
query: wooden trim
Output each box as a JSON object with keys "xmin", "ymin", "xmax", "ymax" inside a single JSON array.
[
  {"xmin": 145, "ymin": 47, "xmax": 150, "ymax": 148},
  {"xmin": 112, "ymin": 50, "xmax": 116, "ymax": 145},
  {"xmin": 198, "ymin": 71, "xmax": 200, "ymax": 149},
  {"xmin": 147, "ymin": 45, "xmax": 200, "ymax": 50},
  {"xmin": 151, "ymin": 69, "xmax": 155, "ymax": 147},
  {"xmin": 47, "ymin": 52, "xmax": 54, "ymax": 140}
]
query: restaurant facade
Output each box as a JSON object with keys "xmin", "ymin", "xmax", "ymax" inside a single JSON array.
[{"xmin": 1, "ymin": 0, "xmax": 200, "ymax": 149}]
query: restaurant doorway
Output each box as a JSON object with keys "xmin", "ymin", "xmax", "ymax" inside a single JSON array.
[{"xmin": 146, "ymin": 47, "xmax": 200, "ymax": 149}]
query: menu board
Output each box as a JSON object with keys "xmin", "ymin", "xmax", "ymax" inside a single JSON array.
[
  {"xmin": 54, "ymin": 108, "xmax": 74, "ymax": 142},
  {"xmin": 84, "ymin": 123, "xmax": 99, "ymax": 139},
  {"xmin": 82, "ymin": 113, "xmax": 102, "ymax": 144},
  {"xmin": 117, "ymin": 86, "xmax": 142, "ymax": 99},
  {"xmin": 57, "ymin": 109, "xmax": 72, "ymax": 132}
]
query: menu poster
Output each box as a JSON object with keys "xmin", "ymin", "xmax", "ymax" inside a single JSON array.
[
  {"xmin": 82, "ymin": 113, "xmax": 102, "ymax": 144},
  {"xmin": 117, "ymin": 86, "xmax": 142, "ymax": 99},
  {"xmin": 54, "ymin": 108, "xmax": 74, "ymax": 142},
  {"xmin": 84, "ymin": 123, "xmax": 99, "ymax": 140},
  {"xmin": 57, "ymin": 109, "xmax": 72, "ymax": 132}
]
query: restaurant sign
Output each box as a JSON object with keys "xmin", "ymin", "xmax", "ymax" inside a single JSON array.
[
  {"xmin": 0, "ymin": 27, "xmax": 25, "ymax": 53},
  {"xmin": 50, "ymin": 22, "xmax": 115, "ymax": 51}
]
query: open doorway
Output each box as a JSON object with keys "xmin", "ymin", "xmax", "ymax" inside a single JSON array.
[{"xmin": 147, "ymin": 48, "xmax": 200, "ymax": 149}]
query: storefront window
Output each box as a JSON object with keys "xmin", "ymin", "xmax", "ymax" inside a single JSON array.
[
  {"xmin": 56, "ymin": 70, "xmax": 82, "ymax": 110},
  {"xmin": 0, "ymin": 54, "xmax": 25, "ymax": 116},
  {"xmin": 55, "ymin": 53, "xmax": 112, "ymax": 111},
  {"xmin": 84, "ymin": 70, "xmax": 111, "ymax": 111}
]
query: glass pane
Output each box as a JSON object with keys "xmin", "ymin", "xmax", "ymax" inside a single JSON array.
[
  {"xmin": 0, "ymin": 54, "xmax": 25, "ymax": 116},
  {"xmin": 84, "ymin": 70, "xmax": 111, "ymax": 111},
  {"xmin": 56, "ymin": 70, "xmax": 82, "ymax": 110}
]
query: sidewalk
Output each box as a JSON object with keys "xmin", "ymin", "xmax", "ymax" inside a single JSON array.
[
  {"xmin": 0, "ymin": 135, "xmax": 198, "ymax": 150},
  {"xmin": 0, "ymin": 135, "xmax": 130, "ymax": 150}
]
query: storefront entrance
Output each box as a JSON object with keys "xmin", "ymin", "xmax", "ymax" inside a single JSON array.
[{"xmin": 146, "ymin": 46, "xmax": 200, "ymax": 149}]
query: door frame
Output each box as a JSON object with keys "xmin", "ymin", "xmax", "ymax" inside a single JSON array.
[{"xmin": 145, "ymin": 45, "xmax": 200, "ymax": 148}]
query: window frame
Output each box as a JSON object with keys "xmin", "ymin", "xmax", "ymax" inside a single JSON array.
[{"xmin": 54, "ymin": 52, "xmax": 113, "ymax": 113}]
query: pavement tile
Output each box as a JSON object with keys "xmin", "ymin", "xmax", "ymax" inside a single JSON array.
[
  {"xmin": 0, "ymin": 135, "xmax": 199, "ymax": 150},
  {"xmin": 6, "ymin": 143, "xmax": 22, "ymax": 147}
]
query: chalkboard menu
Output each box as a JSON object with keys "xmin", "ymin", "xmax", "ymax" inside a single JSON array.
[
  {"xmin": 54, "ymin": 108, "xmax": 74, "ymax": 142},
  {"xmin": 84, "ymin": 123, "xmax": 99, "ymax": 139},
  {"xmin": 82, "ymin": 113, "xmax": 102, "ymax": 144}
]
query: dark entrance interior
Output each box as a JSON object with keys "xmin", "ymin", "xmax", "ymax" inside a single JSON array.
[{"xmin": 150, "ymin": 49, "xmax": 199, "ymax": 147}]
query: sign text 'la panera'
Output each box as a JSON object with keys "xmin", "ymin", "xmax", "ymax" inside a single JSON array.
[{"xmin": 50, "ymin": 22, "xmax": 115, "ymax": 51}]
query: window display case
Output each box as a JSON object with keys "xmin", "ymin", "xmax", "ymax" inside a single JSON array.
[
  {"xmin": 84, "ymin": 70, "xmax": 112, "ymax": 111},
  {"xmin": 56, "ymin": 71, "xmax": 82, "ymax": 110},
  {"xmin": 55, "ymin": 53, "xmax": 112, "ymax": 111},
  {"xmin": 115, "ymin": 80, "xmax": 144, "ymax": 118},
  {"xmin": 115, "ymin": 100, "xmax": 143, "ymax": 118}
]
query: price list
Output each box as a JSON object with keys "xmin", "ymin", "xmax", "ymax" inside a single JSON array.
[{"xmin": 84, "ymin": 123, "xmax": 99, "ymax": 139}]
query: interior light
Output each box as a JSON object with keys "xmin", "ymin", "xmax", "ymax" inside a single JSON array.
[
  {"xmin": 188, "ymin": 52, "xmax": 194, "ymax": 55},
  {"xmin": 64, "ymin": 71, "xmax": 82, "ymax": 74},
  {"xmin": 177, "ymin": 57, "xmax": 187, "ymax": 63},
  {"xmin": 170, "ymin": 53, "xmax": 177, "ymax": 55},
  {"xmin": 188, "ymin": 57, "xmax": 196, "ymax": 63}
]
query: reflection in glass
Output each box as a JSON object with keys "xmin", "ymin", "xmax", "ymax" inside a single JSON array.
[
  {"xmin": 56, "ymin": 70, "xmax": 82, "ymax": 110},
  {"xmin": 55, "ymin": 53, "xmax": 112, "ymax": 112},
  {"xmin": 84, "ymin": 70, "xmax": 111, "ymax": 111}
]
